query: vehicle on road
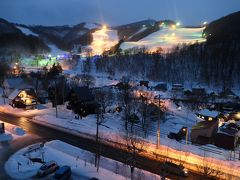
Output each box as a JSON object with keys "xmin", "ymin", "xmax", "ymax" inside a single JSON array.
[
  {"xmin": 37, "ymin": 161, "xmax": 59, "ymax": 177},
  {"xmin": 53, "ymin": 165, "xmax": 71, "ymax": 179},
  {"xmin": 161, "ymin": 161, "xmax": 188, "ymax": 177}
]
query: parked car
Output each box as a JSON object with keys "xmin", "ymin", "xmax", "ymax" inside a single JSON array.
[
  {"xmin": 161, "ymin": 162, "xmax": 188, "ymax": 177},
  {"xmin": 37, "ymin": 161, "xmax": 59, "ymax": 177},
  {"xmin": 53, "ymin": 166, "xmax": 71, "ymax": 179},
  {"xmin": 168, "ymin": 127, "xmax": 188, "ymax": 141}
]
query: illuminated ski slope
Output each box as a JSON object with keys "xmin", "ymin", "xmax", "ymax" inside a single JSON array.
[
  {"xmin": 121, "ymin": 27, "xmax": 206, "ymax": 52},
  {"xmin": 90, "ymin": 25, "xmax": 119, "ymax": 55}
]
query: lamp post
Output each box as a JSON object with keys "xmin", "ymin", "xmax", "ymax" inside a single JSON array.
[
  {"xmin": 157, "ymin": 94, "xmax": 161, "ymax": 148},
  {"xmin": 182, "ymin": 127, "xmax": 188, "ymax": 145}
]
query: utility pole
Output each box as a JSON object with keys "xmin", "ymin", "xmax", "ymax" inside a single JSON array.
[
  {"xmin": 157, "ymin": 94, "xmax": 161, "ymax": 148},
  {"xmin": 54, "ymin": 79, "xmax": 58, "ymax": 118}
]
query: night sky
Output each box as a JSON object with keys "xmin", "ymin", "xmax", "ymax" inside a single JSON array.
[{"xmin": 1, "ymin": 0, "xmax": 240, "ymax": 26}]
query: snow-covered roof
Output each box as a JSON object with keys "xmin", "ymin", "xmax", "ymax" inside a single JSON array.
[
  {"xmin": 217, "ymin": 123, "xmax": 239, "ymax": 137},
  {"xmin": 197, "ymin": 109, "xmax": 219, "ymax": 118},
  {"xmin": 8, "ymin": 89, "xmax": 21, "ymax": 100},
  {"xmin": 4, "ymin": 78, "xmax": 24, "ymax": 89},
  {"xmin": 171, "ymin": 124, "xmax": 185, "ymax": 134}
]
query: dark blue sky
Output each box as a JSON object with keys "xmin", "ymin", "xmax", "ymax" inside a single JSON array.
[{"xmin": 0, "ymin": 0, "xmax": 239, "ymax": 26}]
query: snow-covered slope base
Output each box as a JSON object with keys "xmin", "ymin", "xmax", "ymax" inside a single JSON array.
[{"xmin": 121, "ymin": 27, "xmax": 206, "ymax": 52}]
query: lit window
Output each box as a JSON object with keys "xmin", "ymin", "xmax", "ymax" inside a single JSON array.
[{"xmin": 209, "ymin": 117, "xmax": 213, "ymax": 121}]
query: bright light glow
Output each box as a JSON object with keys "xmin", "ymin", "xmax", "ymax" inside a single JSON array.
[
  {"xmin": 121, "ymin": 27, "xmax": 206, "ymax": 53},
  {"xmin": 89, "ymin": 25, "xmax": 119, "ymax": 55},
  {"xmin": 176, "ymin": 22, "xmax": 181, "ymax": 26},
  {"xmin": 160, "ymin": 22, "xmax": 165, "ymax": 27},
  {"xmin": 48, "ymin": 54, "xmax": 52, "ymax": 58},
  {"xmin": 171, "ymin": 25, "xmax": 176, "ymax": 29},
  {"xmin": 236, "ymin": 112, "xmax": 240, "ymax": 119},
  {"xmin": 203, "ymin": 21, "xmax": 207, "ymax": 25}
]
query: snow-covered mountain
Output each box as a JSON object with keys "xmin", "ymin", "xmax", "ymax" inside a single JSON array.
[{"xmin": 0, "ymin": 11, "xmax": 240, "ymax": 56}]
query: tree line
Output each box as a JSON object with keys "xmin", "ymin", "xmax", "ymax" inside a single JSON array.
[{"xmin": 91, "ymin": 41, "xmax": 240, "ymax": 90}]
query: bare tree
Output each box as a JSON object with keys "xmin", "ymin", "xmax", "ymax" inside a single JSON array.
[
  {"xmin": 125, "ymin": 131, "xmax": 144, "ymax": 180},
  {"xmin": 119, "ymin": 82, "xmax": 133, "ymax": 130},
  {"xmin": 0, "ymin": 61, "xmax": 10, "ymax": 104},
  {"xmin": 94, "ymin": 88, "xmax": 113, "ymax": 114},
  {"xmin": 197, "ymin": 151, "xmax": 223, "ymax": 178},
  {"xmin": 78, "ymin": 74, "xmax": 95, "ymax": 87}
]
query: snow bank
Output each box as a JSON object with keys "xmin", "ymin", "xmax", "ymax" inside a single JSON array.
[
  {"xmin": 5, "ymin": 140, "xmax": 159, "ymax": 180},
  {"xmin": 11, "ymin": 127, "xmax": 26, "ymax": 136},
  {"xmin": 0, "ymin": 133, "xmax": 13, "ymax": 142}
]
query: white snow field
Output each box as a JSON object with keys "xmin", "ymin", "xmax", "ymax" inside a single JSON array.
[
  {"xmin": 5, "ymin": 140, "xmax": 159, "ymax": 180},
  {"xmin": 0, "ymin": 121, "xmax": 26, "ymax": 143},
  {"xmin": 16, "ymin": 26, "xmax": 38, "ymax": 36},
  {"xmin": 121, "ymin": 27, "xmax": 206, "ymax": 52},
  {"xmin": 48, "ymin": 44, "xmax": 68, "ymax": 56}
]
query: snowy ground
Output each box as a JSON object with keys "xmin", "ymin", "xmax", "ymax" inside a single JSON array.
[
  {"xmin": 0, "ymin": 121, "xmax": 26, "ymax": 143},
  {"xmin": 1, "ymin": 87, "xmax": 240, "ymax": 178},
  {"xmin": 121, "ymin": 27, "xmax": 206, "ymax": 52},
  {"xmin": 5, "ymin": 140, "xmax": 159, "ymax": 180}
]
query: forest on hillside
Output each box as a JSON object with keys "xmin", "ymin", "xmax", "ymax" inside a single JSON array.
[{"xmin": 83, "ymin": 40, "xmax": 240, "ymax": 89}]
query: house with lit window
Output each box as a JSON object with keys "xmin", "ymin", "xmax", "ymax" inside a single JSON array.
[
  {"xmin": 214, "ymin": 122, "xmax": 240, "ymax": 149},
  {"xmin": 172, "ymin": 84, "xmax": 184, "ymax": 91},
  {"xmin": 8, "ymin": 88, "xmax": 37, "ymax": 109},
  {"xmin": 190, "ymin": 119, "xmax": 219, "ymax": 144},
  {"xmin": 196, "ymin": 109, "xmax": 219, "ymax": 121}
]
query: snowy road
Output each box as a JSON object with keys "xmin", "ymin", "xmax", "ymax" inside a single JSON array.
[{"xmin": 0, "ymin": 112, "xmax": 207, "ymax": 179}]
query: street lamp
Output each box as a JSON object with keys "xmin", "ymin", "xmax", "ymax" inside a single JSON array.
[{"xmin": 182, "ymin": 127, "xmax": 188, "ymax": 145}]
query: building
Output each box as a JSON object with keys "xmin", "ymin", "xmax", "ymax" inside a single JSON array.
[
  {"xmin": 8, "ymin": 88, "xmax": 37, "ymax": 109},
  {"xmin": 190, "ymin": 120, "xmax": 219, "ymax": 144},
  {"xmin": 191, "ymin": 87, "xmax": 206, "ymax": 96},
  {"xmin": 219, "ymin": 88, "xmax": 236, "ymax": 98},
  {"xmin": 172, "ymin": 84, "xmax": 184, "ymax": 91},
  {"xmin": 68, "ymin": 87, "xmax": 97, "ymax": 118},
  {"xmin": 139, "ymin": 81, "xmax": 149, "ymax": 88},
  {"xmin": 154, "ymin": 82, "xmax": 167, "ymax": 91},
  {"xmin": 3, "ymin": 78, "xmax": 34, "ymax": 97},
  {"xmin": 214, "ymin": 122, "xmax": 240, "ymax": 149},
  {"xmin": 196, "ymin": 109, "xmax": 219, "ymax": 121}
]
